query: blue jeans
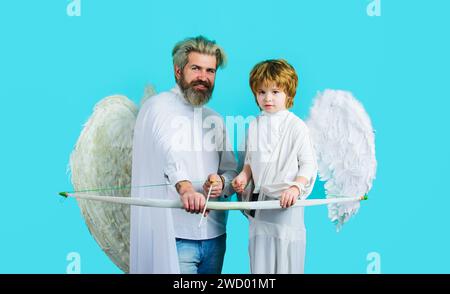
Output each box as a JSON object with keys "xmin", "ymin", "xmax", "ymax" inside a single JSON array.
[{"xmin": 175, "ymin": 233, "xmax": 226, "ymax": 274}]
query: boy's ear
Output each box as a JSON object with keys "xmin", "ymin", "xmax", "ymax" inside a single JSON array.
[{"xmin": 286, "ymin": 97, "xmax": 293, "ymax": 108}]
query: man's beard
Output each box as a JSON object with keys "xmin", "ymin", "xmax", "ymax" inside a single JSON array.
[{"xmin": 178, "ymin": 74, "xmax": 214, "ymax": 106}]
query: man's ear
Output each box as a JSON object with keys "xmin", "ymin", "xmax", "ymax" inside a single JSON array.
[{"xmin": 174, "ymin": 65, "xmax": 182, "ymax": 80}]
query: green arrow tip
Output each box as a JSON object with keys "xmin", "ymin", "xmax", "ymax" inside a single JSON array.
[{"xmin": 59, "ymin": 192, "xmax": 69, "ymax": 198}]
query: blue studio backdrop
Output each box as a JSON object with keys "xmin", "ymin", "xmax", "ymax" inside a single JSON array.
[{"xmin": 1, "ymin": 0, "xmax": 449, "ymax": 273}]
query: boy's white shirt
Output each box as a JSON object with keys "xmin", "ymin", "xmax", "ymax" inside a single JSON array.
[
  {"xmin": 245, "ymin": 110, "xmax": 317, "ymax": 196},
  {"xmin": 243, "ymin": 110, "xmax": 318, "ymax": 274}
]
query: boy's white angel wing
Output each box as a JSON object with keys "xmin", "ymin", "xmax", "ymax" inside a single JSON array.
[
  {"xmin": 306, "ymin": 90, "xmax": 377, "ymax": 231},
  {"xmin": 69, "ymin": 86, "xmax": 155, "ymax": 273}
]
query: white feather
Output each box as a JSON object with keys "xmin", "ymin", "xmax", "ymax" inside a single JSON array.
[
  {"xmin": 306, "ymin": 90, "xmax": 377, "ymax": 231},
  {"xmin": 69, "ymin": 95, "xmax": 140, "ymax": 273},
  {"xmin": 69, "ymin": 87, "xmax": 157, "ymax": 272},
  {"xmin": 140, "ymin": 84, "xmax": 157, "ymax": 106}
]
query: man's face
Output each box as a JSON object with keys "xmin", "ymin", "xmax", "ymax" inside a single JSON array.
[{"xmin": 175, "ymin": 52, "xmax": 217, "ymax": 106}]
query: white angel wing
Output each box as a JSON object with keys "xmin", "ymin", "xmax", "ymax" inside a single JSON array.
[
  {"xmin": 69, "ymin": 95, "xmax": 136, "ymax": 272},
  {"xmin": 306, "ymin": 90, "xmax": 377, "ymax": 231},
  {"xmin": 69, "ymin": 86, "xmax": 155, "ymax": 273}
]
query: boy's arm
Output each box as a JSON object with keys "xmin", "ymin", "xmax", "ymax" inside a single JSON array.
[
  {"xmin": 240, "ymin": 164, "xmax": 253, "ymax": 182},
  {"xmin": 233, "ymin": 163, "xmax": 253, "ymax": 195},
  {"xmin": 288, "ymin": 176, "xmax": 309, "ymax": 198},
  {"xmin": 293, "ymin": 176, "xmax": 309, "ymax": 186}
]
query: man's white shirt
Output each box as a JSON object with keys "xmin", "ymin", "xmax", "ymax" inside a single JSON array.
[{"xmin": 137, "ymin": 85, "xmax": 237, "ymax": 240}]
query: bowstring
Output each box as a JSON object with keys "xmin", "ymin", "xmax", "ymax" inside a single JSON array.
[{"xmin": 65, "ymin": 180, "xmax": 231, "ymax": 194}]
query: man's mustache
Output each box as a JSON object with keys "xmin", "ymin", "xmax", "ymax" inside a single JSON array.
[{"xmin": 190, "ymin": 80, "xmax": 211, "ymax": 90}]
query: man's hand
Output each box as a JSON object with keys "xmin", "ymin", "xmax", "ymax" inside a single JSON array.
[
  {"xmin": 232, "ymin": 173, "xmax": 248, "ymax": 193},
  {"xmin": 177, "ymin": 181, "xmax": 207, "ymax": 214},
  {"xmin": 202, "ymin": 174, "xmax": 223, "ymax": 198},
  {"xmin": 280, "ymin": 186, "xmax": 301, "ymax": 208}
]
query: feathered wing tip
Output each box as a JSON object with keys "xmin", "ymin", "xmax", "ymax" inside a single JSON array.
[
  {"xmin": 306, "ymin": 89, "xmax": 377, "ymax": 231},
  {"xmin": 69, "ymin": 95, "xmax": 139, "ymax": 272},
  {"xmin": 140, "ymin": 84, "xmax": 157, "ymax": 106}
]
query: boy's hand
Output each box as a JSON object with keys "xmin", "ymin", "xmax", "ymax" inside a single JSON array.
[
  {"xmin": 232, "ymin": 173, "xmax": 248, "ymax": 193},
  {"xmin": 280, "ymin": 186, "xmax": 301, "ymax": 208},
  {"xmin": 202, "ymin": 174, "xmax": 223, "ymax": 198}
]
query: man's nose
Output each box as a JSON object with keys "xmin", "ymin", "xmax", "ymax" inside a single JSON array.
[{"xmin": 197, "ymin": 70, "xmax": 208, "ymax": 81}]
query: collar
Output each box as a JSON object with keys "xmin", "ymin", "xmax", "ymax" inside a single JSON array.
[{"xmin": 261, "ymin": 109, "xmax": 290, "ymax": 117}]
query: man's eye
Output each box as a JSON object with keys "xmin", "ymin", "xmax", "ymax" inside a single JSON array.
[
  {"xmin": 192, "ymin": 66, "xmax": 199, "ymax": 71},
  {"xmin": 207, "ymin": 69, "xmax": 216, "ymax": 74}
]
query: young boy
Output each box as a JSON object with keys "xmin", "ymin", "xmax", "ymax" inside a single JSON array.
[{"xmin": 232, "ymin": 59, "xmax": 318, "ymax": 274}]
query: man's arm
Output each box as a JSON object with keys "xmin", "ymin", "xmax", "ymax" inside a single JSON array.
[
  {"xmin": 176, "ymin": 180, "xmax": 207, "ymax": 214},
  {"xmin": 217, "ymin": 121, "xmax": 238, "ymax": 197},
  {"xmin": 151, "ymin": 107, "xmax": 207, "ymax": 214},
  {"xmin": 203, "ymin": 116, "xmax": 238, "ymax": 198}
]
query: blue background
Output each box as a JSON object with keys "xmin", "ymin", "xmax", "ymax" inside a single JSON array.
[{"xmin": 1, "ymin": 0, "xmax": 449, "ymax": 273}]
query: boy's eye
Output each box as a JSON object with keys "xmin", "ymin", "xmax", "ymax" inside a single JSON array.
[
  {"xmin": 273, "ymin": 90, "xmax": 279, "ymax": 94},
  {"xmin": 258, "ymin": 90, "xmax": 265, "ymax": 95}
]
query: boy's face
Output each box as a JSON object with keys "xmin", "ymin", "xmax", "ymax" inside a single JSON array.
[{"xmin": 256, "ymin": 83, "xmax": 288, "ymax": 113}]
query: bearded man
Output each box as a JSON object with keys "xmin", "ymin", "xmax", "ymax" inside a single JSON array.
[{"xmin": 130, "ymin": 36, "xmax": 237, "ymax": 274}]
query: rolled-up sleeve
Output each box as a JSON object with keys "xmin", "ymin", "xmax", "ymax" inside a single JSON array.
[
  {"xmin": 150, "ymin": 109, "xmax": 191, "ymax": 186},
  {"xmin": 163, "ymin": 148, "xmax": 190, "ymax": 185}
]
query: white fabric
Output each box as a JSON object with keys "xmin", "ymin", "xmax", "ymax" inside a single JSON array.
[
  {"xmin": 245, "ymin": 110, "xmax": 317, "ymax": 194},
  {"xmin": 130, "ymin": 85, "xmax": 237, "ymax": 273},
  {"xmin": 244, "ymin": 111, "xmax": 318, "ymax": 274}
]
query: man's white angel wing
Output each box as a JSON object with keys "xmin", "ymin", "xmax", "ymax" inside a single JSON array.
[
  {"xmin": 306, "ymin": 90, "xmax": 377, "ymax": 231},
  {"xmin": 69, "ymin": 95, "xmax": 138, "ymax": 272}
]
